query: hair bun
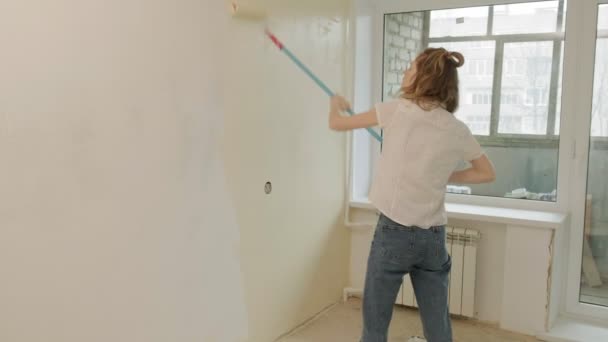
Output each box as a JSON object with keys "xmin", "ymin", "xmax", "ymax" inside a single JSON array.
[{"xmin": 446, "ymin": 51, "xmax": 465, "ymax": 68}]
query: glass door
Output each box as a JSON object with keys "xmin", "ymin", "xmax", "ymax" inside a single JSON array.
[{"xmin": 579, "ymin": 3, "xmax": 608, "ymax": 308}]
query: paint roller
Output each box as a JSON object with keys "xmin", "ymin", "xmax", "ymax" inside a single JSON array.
[
  {"xmin": 229, "ymin": 1, "xmax": 267, "ymax": 20},
  {"xmin": 229, "ymin": 1, "xmax": 383, "ymax": 143}
]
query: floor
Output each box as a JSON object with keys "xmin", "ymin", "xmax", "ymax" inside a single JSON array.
[{"xmin": 280, "ymin": 299, "xmax": 539, "ymax": 342}]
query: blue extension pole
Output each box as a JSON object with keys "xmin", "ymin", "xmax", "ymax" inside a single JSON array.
[{"xmin": 265, "ymin": 29, "xmax": 383, "ymax": 143}]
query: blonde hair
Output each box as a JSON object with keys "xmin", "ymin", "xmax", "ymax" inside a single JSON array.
[{"xmin": 401, "ymin": 47, "xmax": 465, "ymax": 113}]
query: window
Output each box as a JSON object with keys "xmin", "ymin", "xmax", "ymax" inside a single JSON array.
[
  {"xmin": 466, "ymin": 59, "xmax": 493, "ymax": 76},
  {"xmin": 429, "ymin": 41, "xmax": 496, "ymax": 135},
  {"xmin": 427, "ymin": 4, "xmax": 565, "ymax": 141},
  {"xmin": 591, "ymin": 6, "xmax": 608, "ymax": 137},
  {"xmin": 504, "ymin": 59, "xmax": 525, "ymax": 75},
  {"xmin": 600, "ymin": 4, "xmax": 608, "ymax": 31},
  {"xmin": 473, "ymin": 92, "xmax": 492, "ymax": 105},
  {"xmin": 554, "ymin": 43, "xmax": 565, "ymax": 135},
  {"xmin": 499, "ymin": 115, "xmax": 523, "ymax": 133},
  {"xmin": 493, "ymin": 1, "xmax": 559, "ymax": 34},
  {"xmin": 371, "ymin": 0, "xmax": 567, "ymax": 202},
  {"xmin": 429, "ymin": 7, "xmax": 489, "ymax": 38},
  {"xmin": 525, "ymin": 88, "xmax": 549, "ymax": 106},
  {"xmin": 501, "ymin": 92, "xmax": 520, "ymax": 105},
  {"xmin": 466, "ymin": 115, "xmax": 491, "ymax": 134}
]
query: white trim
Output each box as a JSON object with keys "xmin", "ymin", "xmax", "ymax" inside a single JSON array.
[
  {"xmin": 445, "ymin": 192, "xmax": 561, "ymax": 212},
  {"xmin": 353, "ymin": 193, "xmax": 563, "ymax": 215},
  {"xmin": 348, "ymin": 0, "xmax": 380, "ymax": 228},
  {"xmin": 347, "ymin": 200, "xmax": 566, "ymax": 229},
  {"xmin": 349, "ymin": 200, "xmax": 376, "ymax": 210},
  {"xmin": 342, "ymin": 287, "xmax": 364, "ymax": 302},
  {"xmin": 344, "ymin": 0, "xmax": 357, "ymax": 234},
  {"xmin": 371, "ymin": 1, "xmax": 385, "ymax": 111},
  {"xmin": 375, "ymin": 0, "xmax": 560, "ymax": 14},
  {"xmin": 428, "ymin": 32, "xmax": 565, "ymax": 42},
  {"xmin": 539, "ymin": 316, "xmax": 608, "ymax": 342},
  {"xmin": 445, "ymin": 202, "xmax": 566, "ymax": 229}
]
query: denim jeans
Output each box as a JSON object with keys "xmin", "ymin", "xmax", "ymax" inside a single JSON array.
[{"xmin": 361, "ymin": 214, "xmax": 452, "ymax": 342}]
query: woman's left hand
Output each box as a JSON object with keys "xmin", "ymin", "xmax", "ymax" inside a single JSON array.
[{"xmin": 330, "ymin": 95, "xmax": 351, "ymax": 113}]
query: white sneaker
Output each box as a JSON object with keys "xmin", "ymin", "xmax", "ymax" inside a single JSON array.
[{"xmin": 407, "ymin": 337, "xmax": 426, "ymax": 342}]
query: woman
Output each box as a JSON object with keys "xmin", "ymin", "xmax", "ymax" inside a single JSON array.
[{"xmin": 328, "ymin": 48, "xmax": 496, "ymax": 342}]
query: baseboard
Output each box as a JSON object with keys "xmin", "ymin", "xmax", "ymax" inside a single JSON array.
[
  {"xmin": 343, "ymin": 287, "xmax": 363, "ymax": 302},
  {"xmin": 274, "ymin": 302, "xmax": 338, "ymax": 341}
]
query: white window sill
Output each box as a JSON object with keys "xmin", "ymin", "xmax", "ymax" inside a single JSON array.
[
  {"xmin": 538, "ymin": 317, "xmax": 608, "ymax": 342},
  {"xmin": 348, "ymin": 200, "xmax": 567, "ymax": 230}
]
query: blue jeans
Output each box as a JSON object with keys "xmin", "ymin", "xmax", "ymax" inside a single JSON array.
[{"xmin": 361, "ymin": 214, "xmax": 452, "ymax": 342}]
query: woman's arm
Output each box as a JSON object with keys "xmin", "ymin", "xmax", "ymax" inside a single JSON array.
[
  {"xmin": 449, "ymin": 154, "xmax": 496, "ymax": 184},
  {"xmin": 328, "ymin": 95, "xmax": 378, "ymax": 131}
]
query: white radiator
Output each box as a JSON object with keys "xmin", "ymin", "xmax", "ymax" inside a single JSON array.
[{"xmin": 396, "ymin": 227, "xmax": 480, "ymax": 318}]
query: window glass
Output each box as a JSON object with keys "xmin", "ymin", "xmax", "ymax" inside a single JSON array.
[
  {"xmin": 430, "ymin": 41, "xmax": 496, "ymax": 135},
  {"xmin": 493, "ymin": 1, "xmax": 559, "ymax": 35},
  {"xmin": 580, "ymin": 3, "xmax": 608, "ymax": 308},
  {"xmin": 430, "ymin": 7, "xmax": 489, "ymax": 38}
]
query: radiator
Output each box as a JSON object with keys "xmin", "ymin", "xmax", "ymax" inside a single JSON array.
[{"xmin": 396, "ymin": 227, "xmax": 480, "ymax": 318}]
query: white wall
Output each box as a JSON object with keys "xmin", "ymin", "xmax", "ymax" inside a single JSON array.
[
  {"xmin": 223, "ymin": 0, "xmax": 352, "ymax": 341},
  {"xmin": 0, "ymin": 1, "xmax": 248, "ymax": 341}
]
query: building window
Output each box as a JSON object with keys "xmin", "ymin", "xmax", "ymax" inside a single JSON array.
[
  {"xmin": 501, "ymin": 92, "xmax": 520, "ymax": 105},
  {"xmin": 472, "ymin": 92, "xmax": 492, "ymax": 105}
]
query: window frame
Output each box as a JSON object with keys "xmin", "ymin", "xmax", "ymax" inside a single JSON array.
[
  {"xmin": 564, "ymin": 0, "xmax": 608, "ymax": 322},
  {"xmin": 364, "ymin": 0, "xmax": 574, "ymax": 213},
  {"xmin": 425, "ymin": 4, "xmax": 565, "ymax": 140},
  {"xmin": 354, "ymin": 0, "xmax": 573, "ymax": 213}
]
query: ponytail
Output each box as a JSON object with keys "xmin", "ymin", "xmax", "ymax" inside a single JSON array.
[{"xmin": 402, "ymin": 48, "xmax": 465, "ymax": 113}]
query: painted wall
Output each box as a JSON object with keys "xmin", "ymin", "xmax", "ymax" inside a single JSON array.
[
  {"xmin": 223, "ymin": 0, "xmax": 351, "ymax": 341},
  {"xmin": 0, "ymin": 1, "xmax": 248, "ymax": 341}
]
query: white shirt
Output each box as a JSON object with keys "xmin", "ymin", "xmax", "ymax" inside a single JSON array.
[{"xmin": 369, "ymin": 99, "xmax": 483, "ymax": 229}]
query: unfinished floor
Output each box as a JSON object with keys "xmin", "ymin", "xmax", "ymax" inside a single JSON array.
[{"xmin": 280, "ymin": 299, "xmax": 540, "ymax": 342}]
